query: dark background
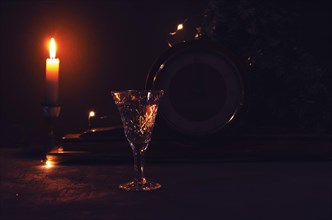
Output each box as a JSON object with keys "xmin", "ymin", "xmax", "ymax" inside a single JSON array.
[{"xmin": 0, "ymin": 0, "xmax": 331, "ymax": 147}]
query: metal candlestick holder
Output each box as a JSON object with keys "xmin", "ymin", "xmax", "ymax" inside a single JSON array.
[{"xmin": 42, "ymin": 103, "xmax": 61, "ymax": 153}]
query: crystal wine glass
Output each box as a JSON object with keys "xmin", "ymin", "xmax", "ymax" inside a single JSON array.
[{"xmin": 111, "ymin": 90, "xmax": 164, "ymax": 191}]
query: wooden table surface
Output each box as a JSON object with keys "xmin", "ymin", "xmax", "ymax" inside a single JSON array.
[{"xmin": 0, "ymin": 147, "xmax": 331, "ymax": 220}]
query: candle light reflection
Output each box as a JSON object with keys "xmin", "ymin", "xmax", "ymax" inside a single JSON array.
[
  {"xmin": 44, "ymin": 159, "xmax": 54, "ymax": 169},
  {"xmin": 170, "ymin": 23, "xmax": 184, "ymax": 36},
  {"xmin": 177, "ymin": 23, "xmax": 183, "ymax": 31},
  {"xmin": 57, "ymin": 147, "xmax": 64, "ymax": 153}
]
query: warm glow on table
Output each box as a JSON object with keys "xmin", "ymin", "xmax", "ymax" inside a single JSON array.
[
  {"xmin": 46, "ymin": 38, "xmax": 60, "ymax": 104},
  {"xmin": 44, "ymin": 159, "xmax": 54, "ymax": 169}
]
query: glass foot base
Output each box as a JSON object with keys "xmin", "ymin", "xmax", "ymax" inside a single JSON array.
[{"xmin": 119, "ymin": 179, "xmax": 161, "ymax": 191}]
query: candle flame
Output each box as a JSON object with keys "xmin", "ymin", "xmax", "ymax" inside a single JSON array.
[
  {"xmin": 89, "ymin": 111, "xmax": 96, "ymax": 118},
  {"xmin": 49, "ymin": 38, "xmax": 56, "ymax": 59}
]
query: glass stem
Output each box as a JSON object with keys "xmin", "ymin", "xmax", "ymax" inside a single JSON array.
[{"xmin": 133, "ymin": 148, "xmax": 145, "ymax": 184}]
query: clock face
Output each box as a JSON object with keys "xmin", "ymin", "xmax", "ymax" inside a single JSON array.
[{"xmin": 146, "ymin": 41, "xmax": 245, "ymax": 137}]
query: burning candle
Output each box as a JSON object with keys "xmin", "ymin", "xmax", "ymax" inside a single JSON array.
[
  {"xmin": 88, "ymin": 111, "xmax": 96, "ymax": 128},
  {"xmin": 46, "ymin": 38, "xmax": 60, "ymax": 104}
]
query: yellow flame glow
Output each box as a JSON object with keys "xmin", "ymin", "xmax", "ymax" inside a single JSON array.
[
  {"xmin": 49, "ymin": 38, "xmax": 56, "ymax": 59},
  {"xmin": 177, "ymin": 24, "xmax": 183, "ymax": 31},
  {"xmin": 89, "ymin": 111, "xmax": 96, "ymax": 118}
]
